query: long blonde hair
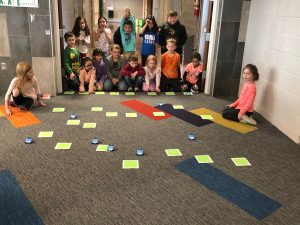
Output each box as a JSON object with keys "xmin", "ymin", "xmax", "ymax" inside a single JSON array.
[{"xmin": 15, "ymin": 62, "xmax": 32, "ymax": 88}]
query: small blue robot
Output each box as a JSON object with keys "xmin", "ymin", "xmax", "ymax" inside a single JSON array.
[
  {"xmin": 70, "ymin": 113, "xmax": 77, "ymax": 119},
  {"xmin": 25, "ymin": 137, "xmax": 33, "ymax": 144},
  {"xmin": 136, "ymin": 148, "xmax": 144, "ymax": 156},
  {"xmin": 108, "ymin": 145, "xmax": 114, "ymax": 151},
  {"xmin": 91, "ymin": 137, "xmax": 99, "ymax": 144},
  {"xmin": 188, "ymin": 133, "xmax": 196, "ymax": 140}
]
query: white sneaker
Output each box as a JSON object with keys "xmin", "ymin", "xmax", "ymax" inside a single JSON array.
[{"xmin": 240, "ymin": 115, "xmax": 257, "ymax": 126}]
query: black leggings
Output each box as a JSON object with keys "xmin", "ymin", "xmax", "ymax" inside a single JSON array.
[
  {"xmin": 160, "ymin": 75, "xmax": 181, "ymax": 92},
  {"xmin": 222, "ymin": 107, "xmax": 253, "ymax": 122},
  {"xmin": 12, "ymin": 93, "xmax": 34, "ymax": 110}
]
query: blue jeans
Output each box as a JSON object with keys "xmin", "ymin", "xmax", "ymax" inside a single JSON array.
[
  {"xmin": 104, "ymin": 78, "xmax": 128, "ymax": 91},
  {"xmin": 123, "ymin": 75, "xmax": 143, "ymax": 88}
]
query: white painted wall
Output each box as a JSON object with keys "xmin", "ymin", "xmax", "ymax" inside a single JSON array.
[
  {"xmin": 242, "ymin": 0, "xmax": 300, "ymax": 144},
  {"xmin": 103, "ymin": 0, "xmax": 143, "ymax": 21}
]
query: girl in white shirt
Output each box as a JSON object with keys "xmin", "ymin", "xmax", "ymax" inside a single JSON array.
[
  {"xmin": 93, "ymin": 16, "xmax": 112, "ymax": 56},
  {"xmin": 4, "ymin": 62, "xmax": 46, "ymax": 116},
  {"xmin": 72, "ymin": 16, "xmax": 91, "ymax": 60}
]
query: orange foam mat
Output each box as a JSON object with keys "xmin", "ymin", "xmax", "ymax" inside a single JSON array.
[
  {"xmin": 190, "ymin": 108, "xmax": 257, "ymax": 134},
  {"xmin": 0, "ymin": 111, "xmax": 5, "ymax": 117},
  {"xmin": 0, "ymin": 105, "xmax": 41, "ymax": 128}
]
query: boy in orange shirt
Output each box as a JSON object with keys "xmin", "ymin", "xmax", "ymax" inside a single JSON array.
[{"xmin": 160, "ymin": 38, "xmax": 181, "ymax": 92}]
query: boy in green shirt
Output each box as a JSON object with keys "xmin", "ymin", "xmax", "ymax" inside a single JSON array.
[{"xmin": 63, "ymin": 32, "xmax": 80, "ymax": 91}]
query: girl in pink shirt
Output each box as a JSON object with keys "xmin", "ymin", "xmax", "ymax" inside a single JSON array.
[
  {"xmin": 4, "ymin": 62, "xmax": 46, "ymax": 115},
  {"xmin": 78, "ymin": 57, "xmax": 96, "ymax": 94},
  {"xmin": 182, "ymin": 52, "xmax": 203, "ymax": 93},
  {"xmin": 142, "ymin": 55, "xmax": 161, "ymax": 92},
  {"xmin": 222, "ymin": 64, "xmax": 259, "ymax": 125}
]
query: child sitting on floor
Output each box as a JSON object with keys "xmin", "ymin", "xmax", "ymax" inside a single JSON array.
[
  {"xmin": 120, "ymin": 53, "xmax": 145, "ymax": 92},
  {"xmin": 4, "ymin": 62, "xmax": 46, "ymax": 116},
  {"xmin": 222, "ymin": 64, "xmax": 259, "ymax": 125},
  {"xmin": 182, "ymin": 52, "xmax": 203, "ymax": 93},
  {"xmin": 78, "ymin": 57, "xmax": 96, "ymax": 94}
]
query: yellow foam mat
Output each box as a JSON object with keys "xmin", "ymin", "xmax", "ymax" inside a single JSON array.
[{"xmin": 190, "ymin": 108, "xmax": 257, "ymax": 134}]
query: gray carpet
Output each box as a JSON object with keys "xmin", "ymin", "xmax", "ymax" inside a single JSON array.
[{"xmin": 0, "ymin": 93, "xmax": 299, "ymax": 225}]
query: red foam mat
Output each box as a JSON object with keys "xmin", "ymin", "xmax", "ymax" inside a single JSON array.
[{"xmin": 120, "ymin": 100, "xmax": 172, "ymax": 121}]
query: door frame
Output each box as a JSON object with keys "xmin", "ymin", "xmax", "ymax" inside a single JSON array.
[
  {"xmin": 204, "ymin": 0, "xmax": 222, "ymax": 95},
  {"xmin": 52, "ymin": 0, "xmax": 63, "ymax": 93}
]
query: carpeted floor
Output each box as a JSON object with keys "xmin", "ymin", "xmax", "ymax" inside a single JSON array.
[{"xmin": 0, "ymin": 93, "xmax": 299, "ymax": 225}]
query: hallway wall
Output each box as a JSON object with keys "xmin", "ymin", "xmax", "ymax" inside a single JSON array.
[{"xmin": 243, "ymin": 0, "xmax": 300, "ymax": 144}]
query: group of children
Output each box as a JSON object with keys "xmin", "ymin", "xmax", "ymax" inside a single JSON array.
[
  {"xmin": 3, "ymin": 8, "xmax": 259, "ymax": 126},
  {"xmin": 62, "ymin": 8, "xmax": 199, "ymax": 94}
]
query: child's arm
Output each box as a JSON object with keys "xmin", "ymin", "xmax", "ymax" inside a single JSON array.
[
  {"xmin": 89, "ymin": 69, "xmax": 96, "ymax": 93},
  {"xmin": 78, "ymin": 69, "xmax": 85, "ymax": 92},
  {"xmin": 120, "ymin": 64, "xmax": 132, "ymax": 77},
  {"xmin": 238, "ymin": 85, "xmax": 256, "ymax": 118},
  {"xmin": 139, "ymin": 20, "xmax": 148, "ymax": 36},
  {"xmin": 83, "ymin": 34, "xmax": 90, "ymax": 45},
  {"xmin": 156, "ymin": 68, "xmax": 161, "ymax": 92},
  {"xmin": 4, "ymin": 78, "xmax": 17, "ymax": 115},
  {"xmin": 63, "ymin": 48, "xmax": 75, "ymax": 79},
  {"xmin": 144, "ymin": 67, "xmax": 150, "ymax": 89},
  {"xmin": 136, "ymin": 64, "xmax": 145, "ymax": 76},
  {"xmin": 32, "ymin": 77, "xmax": 46, "ymax": 106},
  {"xmin": 104, "ymin": 28, "xmax": 113, "ymax": 44},
  {"xmin": 129, "ymin": 15, "xmax": 136, "ymax": 35}
]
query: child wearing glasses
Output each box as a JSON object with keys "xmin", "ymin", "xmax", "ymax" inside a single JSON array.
[{"xmin": 78, "ymin": 57, "xmax": 96, "ymax": 94}]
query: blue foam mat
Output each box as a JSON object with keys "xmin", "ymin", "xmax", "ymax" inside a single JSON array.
[
  {"xmin": 176, "ymin": 158, "xmax": 282, "ymax": 220},
  {"xmin": 0, "ymin": 170, "xmax": 44, "ymax": 225}
]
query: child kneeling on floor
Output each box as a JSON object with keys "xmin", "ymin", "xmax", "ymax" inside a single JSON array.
[
  {"xmin": 222, "ymin": 64, "xmax": 259, "ymax": 125},
  {"xmin": 4, "ymin": 62, "xmax": 46, "ymax": 116},
  {"xmin": 181, "ymin": 52, "xmax": 203, "ymax": 93},
  {"xmin": 78, "ymin": 57, "xmax": 96, "ymax": 94}
]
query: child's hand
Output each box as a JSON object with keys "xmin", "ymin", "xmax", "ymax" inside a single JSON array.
[
  {"xmin": 238, "ymin": 114, "xmax": 243, "ymax": 120},
  {"xmin": 124, "ymin": 7, "xmax": 131, "ymax": 18},
  {"xmin": 38, "ymin": 101, "xmax": 46, "ymax": 107},
  {"xmin": 70, "ymin": 73, "xmax": 75, "ymax": 80},
  {"xmin": 227, "ymin": 104, "xmax": 233, "ymax": 108},
  {"xmin": 79, "ymin": 86, "xmax": 85, "ymax": 92},
  {"xmin": 112, "ymin": 78, "xmax": 118, "ymax": 85},
  {"xmin": 144, "ymin": 84, "xmax": 149, "ymax": 91},
  {"xmin": 156, "ymin": 87, "xmax": 160, "ymax": 93},
  {"xmin": 96, "ymin": 83, "xmax": 103, "ymax": 91},
  {"xmin": 81, "ymin": 39, "xmax": 85, "ymax": 44},
  {"xmin": 6, "ymin": 108, "xmax": 12, "ymax": 116},
  {"xmin": 131, "ymin": 71, "xmax": 138, "ymax": 78}
]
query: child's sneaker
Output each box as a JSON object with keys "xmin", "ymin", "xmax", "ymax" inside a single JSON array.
[
  {"xmin": 128, "ymin": 87, "xmax": 133, "ymax": 91},
  {"xmin": 240, "ymin": 115, "xmax": 257, "ymax": 125},
  {"xmin": 9, "ymin": 101, "xmax": 16, "ymax": 107},
  {"xmin": 134, "ymin": 87, "xmax": 139, "ymax": 92},
  {"xmin": 190, "ymin": 88, "xmax": 199, "ymax": 94}
]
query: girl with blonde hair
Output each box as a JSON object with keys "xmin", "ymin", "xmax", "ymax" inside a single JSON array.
[{"xmin": 4, "ymin": 62, "xmax": 46, "ymax": 116}]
